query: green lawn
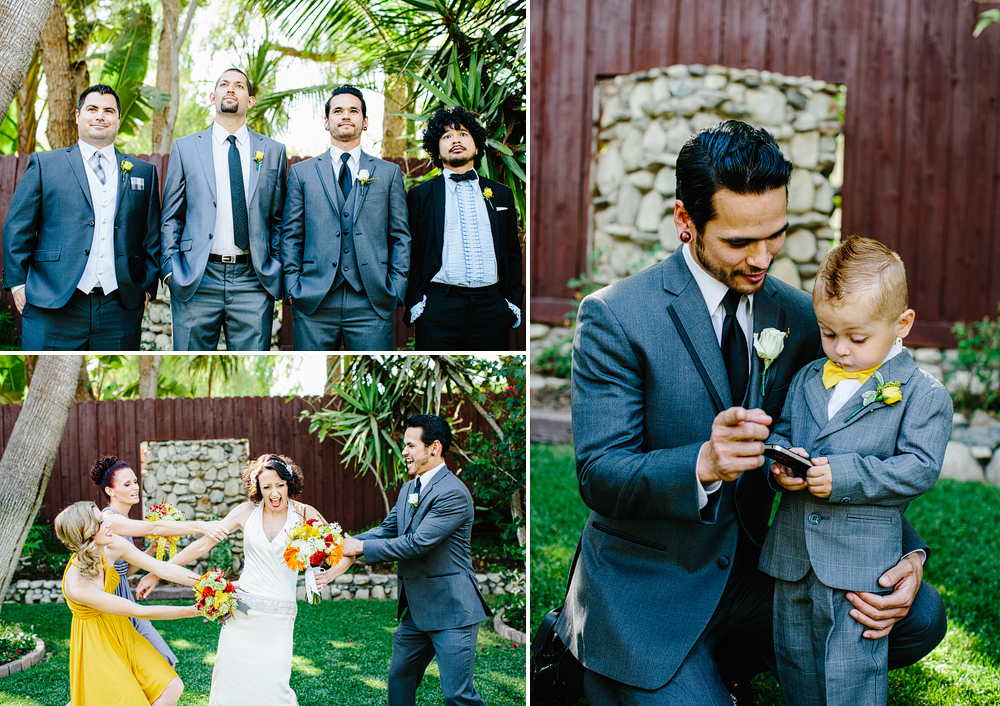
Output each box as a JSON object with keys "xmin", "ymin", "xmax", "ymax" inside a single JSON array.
[
  {"xmin": 0, "ymin": 596, "xmax": 525, "ymax": 706},
  {"xmin": 530, "ymin": 443, "xmax": 1000, "ymax": 705}
]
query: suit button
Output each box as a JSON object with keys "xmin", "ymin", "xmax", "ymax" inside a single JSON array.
[
  {"xmin": 717, "ymin": 556, "xmax": 730, "ymax": 568},
  {"xmin": 809, "ymin": 513, "xmax": 821, "ymax": 525},
  {"xmin": 89, "ymin": 220, "xmax": 95, "ymax": 226},
  {"xmin": 84, "ymin": 249, "xmax": 90, "ymax": 256},
  {"xmin": 209, "ymin": 234, "xmax": 213, "ymax": 239},
  {"xmin": 344, "ymin": 248, "xmax": 349, "ymax": 253},
  {"xmin": 840, "ymin": 497, "xmax": 850, "ymax": 504}
]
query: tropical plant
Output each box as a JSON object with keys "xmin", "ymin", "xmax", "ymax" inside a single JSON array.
[
  {"xmin": 182, "ymin": 355, "xmax": 243, "ymax": 398},
  {"xmin": 0, "ymin": 357, "xmax": 28, "ymax": 404},
  {"xmin": 0, "ymin": 0, "xmax": 50, "ymax": 122},
  {"xmin": 99, "ymin": 3, "xmax": 161, "ymax": 139}
]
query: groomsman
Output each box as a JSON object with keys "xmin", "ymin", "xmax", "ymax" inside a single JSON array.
[
  {"xmin": 160, "ymin": 68, "xmax": 287, "ymax": 351},
  {"xmin": 3, "ymin": 84, "xmax": 160, "ymax": 350},
  {"xmin": 280, "ymin": 85, "xmax": 410, "ymax": 350},
  {"xmin": 404, "ymin": 107, "xmax": 523, "ymax": 350},
  {"xmin": 343, "ymin": 414, "xmax": 492, "ymax": 706}
]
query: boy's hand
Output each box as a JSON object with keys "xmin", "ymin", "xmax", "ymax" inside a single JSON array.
[
  {"xmin": 807, "ymin": 456, "xmax": 832, "ymax": 498},
  {"xmin": 770, "ymin": 447, "xmax": 809, "ymax": 491}
]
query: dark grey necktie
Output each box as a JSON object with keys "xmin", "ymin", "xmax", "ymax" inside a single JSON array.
[
  {"xmin": 722, "ymin": 289, "xmax": 749, "ymax": 405},
  {"xmin": 414, "ymin": 476, "xmax": 421, "ymax": 496},
  {"xmin": 227, "ymin": 135, "xmax": 249, "ymax": 251},
  {"xmin": 339, "ymin": 152, "xmax": 352, "ymax": 199}
]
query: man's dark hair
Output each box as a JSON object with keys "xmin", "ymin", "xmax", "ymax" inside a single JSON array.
[
  {"xmin": 77, "ymin": 84, "xmax": 121, "ymax": 116},
  {"xmin": 422, "ymin": 106, "xmax": 488, "ymax": 170},
  {"xmin": 406, "ymin": 414, "xmax": 453, "ymax": 456},
  {"xmin": 325, "ymin": 85, "xmax": 367, "ymax": 120},
  {"xmin": 675, "ymin": 120, "xmax": 792, "ymax": 235},
  {"xmin": 216, "ymin": 68, "xmax": 254, "ymax": 97}
]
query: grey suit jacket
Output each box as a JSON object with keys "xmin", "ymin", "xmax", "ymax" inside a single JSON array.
[
  {"xmin": 759, "ymin": 350, "xmax": 952, "ymax": 592},
  {"xmin": 555, "ymin": 249, "xmax": 823, "ymax": 690},
  {"xmin": 354, "ymin": 467, "xmax": 491, "ymax": 631},
  {"xmin": 281, "ymin": 150, "xmax": 410, "ymax": 318},
  {"xmin": 160, "ymin": 127, "xmax": 287, "ymax": 301},
  {"xmin": 3, "ymin": 145, "xmax": 160, "ymax": 310}
]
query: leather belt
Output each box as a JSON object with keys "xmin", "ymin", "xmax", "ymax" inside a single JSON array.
[{"xmin": 208, "ymin": 253, "xmax": 250, "ymax": 264}]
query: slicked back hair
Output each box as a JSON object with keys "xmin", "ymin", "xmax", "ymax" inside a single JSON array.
[
  {"xmin": 77, "ymin": 84, "xmax": 122, "ymax": 116},
  {"xmin": 325, "ymin": 84, "xmax": 367, "ymax": 119},
  {"xmin": 675, "ymin": 120, "xmax": 792, "ymax": 235},
  {"xmin": 406, "ymin": 414, "xmax": 453, "ymax": 457},
  {"xmin": 814, "ymin": 234, "xmax": 909, "ymax": 322},
  {"xmin": 216, "ymin": 68, "xmax": 254, "ymax": 97}
]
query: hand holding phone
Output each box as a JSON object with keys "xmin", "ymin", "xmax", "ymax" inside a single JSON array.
[{"xmin": 763, "ymin": 444, "xmax": 812, "ymax": 479}]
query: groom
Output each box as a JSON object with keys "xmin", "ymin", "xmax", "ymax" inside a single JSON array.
[{"xmin": 343, "ymin": 414, "xmax": 491, "ymax": 706}]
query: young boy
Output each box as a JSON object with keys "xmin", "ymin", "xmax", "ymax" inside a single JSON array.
[{"xmin": 759, "ymin": 235, "xmax": 953, "ymax": 706}]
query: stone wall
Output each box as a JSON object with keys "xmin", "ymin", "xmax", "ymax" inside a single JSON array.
[{"xmin": 140, "ymin": 288, "xmax": 283, "ymax": 351}]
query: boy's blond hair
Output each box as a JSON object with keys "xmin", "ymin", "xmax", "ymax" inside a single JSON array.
[{"xmin": 813, "ymin": 235, "xmax": 908, "ymax": 321}]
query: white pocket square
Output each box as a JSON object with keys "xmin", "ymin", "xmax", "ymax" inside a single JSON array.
[
  {"xmin": 130, "ymin": 177, "xmax": 145, "ymax": 191},
  {"xmin": 497, "ymin": 206, "xmax": 508, "ymax": 211}
]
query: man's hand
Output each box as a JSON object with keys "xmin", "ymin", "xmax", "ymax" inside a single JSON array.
[
  {"xmin": 698, "ymin": 407, "xmax": 772, "ymax": 483},
  {"xmin": 164, "ymin": 273, "xmax": 171, "ymax": 286},
  {"xmin": 342, "ymin": 535, "xmax": 363, "ymax": 557},
  {"xmin": 806, "ymin": 456, "xmax": 832, "ymax": 498},
  {"xmin": 136, "ymin": 573, "xmax": 159, "ymax": 599},
  {"xmin": 144, "ymin": 292, "xmax": 151, "ymax": 308},
  {"xmin": 770, "ymin": 447, "xmax": 809, "ymax": 491},
  {"xmin": 847, "ymin": 553, "xmax": 923, "ymax": 639},
  {"xmin": 12, "ymin": 288, "xmax": 25, "ymax": 314}
]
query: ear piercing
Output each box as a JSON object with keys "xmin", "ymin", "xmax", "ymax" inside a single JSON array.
[{"xmin": 679, "ymin": 231, "xmax": 692, "ymax": 243}]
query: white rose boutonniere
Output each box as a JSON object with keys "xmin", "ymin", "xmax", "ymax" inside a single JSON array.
[
  {"xmin": 752, "ymin": 328, "xmax": 788, "ymax": 397},
  {"xmin": 357, "ymin": 169, "xmax": 379, "ymax": 196},
  {"xmin": 408, "ymin": 493, "xmax": 419, "ymax": 509}
]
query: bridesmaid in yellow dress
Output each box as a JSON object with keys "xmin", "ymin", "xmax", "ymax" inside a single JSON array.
[{"xmin": 55, "ymin": 501, "xmax": 201, "ymax": 706}]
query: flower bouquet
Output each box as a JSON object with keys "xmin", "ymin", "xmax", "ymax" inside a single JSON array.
[
  {"xmin": 193, "ymin": 568, "xmax": 245, "ymax": 626},
  {"xmin": 144, "ymin": 501, "xmax": 185, "ymax": 560},
  {"xmin": 282, "ymin": 518, "xmax": 345, "ymax": 604}
]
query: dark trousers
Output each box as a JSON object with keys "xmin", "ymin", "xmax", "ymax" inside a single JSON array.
[
  {"xmin": 414, "ymin": 283, "xmax": 514, "ymax": 351},
  {"xmin": 21, "ymin": 288, "xmax": 143, "ymax": 351},
  {"xmin": 387, "ymin": 611, "xmax": 485, "ymax": 706}
]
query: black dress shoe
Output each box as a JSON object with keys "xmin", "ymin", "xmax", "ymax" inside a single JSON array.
[{"xmin": 725, "ymin": 681, "xmax": 756, "ymax": 706}]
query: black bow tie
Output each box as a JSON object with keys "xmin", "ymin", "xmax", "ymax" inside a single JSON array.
[{"xmin": 449, "ymin": 170, "xmax": 477, "ymax": 182}]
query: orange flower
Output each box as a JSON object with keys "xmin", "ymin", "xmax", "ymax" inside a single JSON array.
[{"xmin": 283, "ymin": 544, "xmax": 305, "ymax": 571}]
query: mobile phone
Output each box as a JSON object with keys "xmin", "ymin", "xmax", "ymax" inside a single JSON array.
[{"xmin": 763, "ymin": 444, "xmax": 812, "ymax": 479}]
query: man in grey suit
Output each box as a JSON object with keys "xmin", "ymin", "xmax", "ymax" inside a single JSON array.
[
  {"xmin": 160, "ymin": 68, "xmax": 287, "ymax": 351},
  {"xmin": 281, "ymin": 85, "xmax": 410, "ymax": 350},
  {"xmin": 760, "ymin": 235, "xmax": 952, "ymax": 706},
  {"xmin": 343, "ymin": 414, "xmax": 491, "ymax": 706},
  {"xmin": 556, "ymin": 121, "xmax": 947, "ymax": 705},
  {"xmin": 3, "ymin": 84, "xmax": 160, "ymax": 350}
]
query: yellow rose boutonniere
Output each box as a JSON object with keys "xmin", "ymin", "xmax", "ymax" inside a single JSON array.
[
  {"xmin": 482, "ymin": 187, "xmax": 494, "ymax": 209},
  {"xmin": 253, "ymin": 151, "xmax": 264, "ymax": 171},
  {"xmin": 844, "ymin": 371, "xmax": 902, "ymax": 422},
  {"xmin": 120, "ymin": 160, "xmax": 133, "ymax": 183}
]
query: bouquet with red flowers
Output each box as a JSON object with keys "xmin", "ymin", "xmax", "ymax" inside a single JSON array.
[
  {"xmin": 193, "ymin": 569, "xmax": 245, "ymax": 626},
  {"xmin": 282, "ymin": 518, "xmax": 345, "ymax": 604},
  {"xmin": 143, "ymin": 501, "xmax": 185, "ymax": 560}
]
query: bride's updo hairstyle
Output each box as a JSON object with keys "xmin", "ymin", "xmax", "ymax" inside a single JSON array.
[
  {"xmin": 54, "ymin": 501, "xmax": 104, "ymax": 579},
  {"xmin": 242, "ymin": 454, "xmax": 304, "ymax": 504},
  {"xmin": 91, "ymin": 455, "xmax": 131, "ymax": 500}
]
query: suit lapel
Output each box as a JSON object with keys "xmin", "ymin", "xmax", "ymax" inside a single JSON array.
[
  {"xmin": 353, "ymin": 151, "xmax": 376, "ymax": 215},
  {"xmin": 66, "ymin": 145, "xmax": 94, "ymax": 213},
  {"xmin": 481, "ymin": 177, "xmax": 501, "ymax": 256},
  {"xmin": 816, "ymin": 351, "xmax": 917, "ymax": 440},
  {"xmin": 196, "ymin": 129, "xmax": 218, "ymax": 201},
  {"xmin": 314, "ymin": 151, "xmax": 342, "ymax": 215},
  {"xmin": 803, "ymin": 360, "xmax": 833, "ymax": 429},
  {"xmin": 403, "ymin": 467, "xmax": 449, "ymax": 533},
  {"xmin": 113, "ymin": 148, "xmax": 129, "ymax": 218},
  {"xmin": 432, "ymin": 174, "xmax": 446, "ymax": 254},
  {"xmin": 247, "ymin": 130, "xmax": 263, "ymax": 204}
]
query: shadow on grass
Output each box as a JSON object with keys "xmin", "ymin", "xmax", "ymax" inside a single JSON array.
[
  {"xmin": 0, "ymin": 596, "xmax": 524, "ymax": 706},
  {"xmin": 531, "ymin": 443, "xmax": 1000, "ymax": 705}
]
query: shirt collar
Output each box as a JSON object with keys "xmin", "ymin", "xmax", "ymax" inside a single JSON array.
[
  {"xmin": 681, "ymin": 243, "xmax": 755, "ymax": 319},
  {"xmin": 78, "ymin": 140, "xmax": 116, "ymax": 164},
  {"xmin": 213, "ymin": 122, "xmax": 249, "ymax": 146},
  {"xmin": 443, "ymin": 167, "xmax": 478, "ymax": 192},
  {"xmin": 329, "ymin": 144, "xmax": 362, "ymax": 165},
  {"xmin": 883, "ymin": 338, "xmax": 904, "ymax": 364},
  {"xmin": 416, "ymin": 462, "xmax": 446, "ymax": 488}
]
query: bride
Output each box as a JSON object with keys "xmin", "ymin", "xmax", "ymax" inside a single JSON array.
[{"xmin": 137, "ymin": 454, "xmax": 352, "ymax": 705}]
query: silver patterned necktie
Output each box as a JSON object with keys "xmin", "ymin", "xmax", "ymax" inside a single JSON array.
[{"xmin": 90, "ymin": 151, "xmax": 106, "ymax": 185}]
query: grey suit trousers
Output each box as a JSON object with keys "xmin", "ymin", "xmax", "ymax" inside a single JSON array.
[{"xmin": 291, "ymin": 282, "xmax": 392, "ymax": 351}]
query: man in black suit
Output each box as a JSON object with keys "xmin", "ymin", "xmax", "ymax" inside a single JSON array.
[
  {"xmin": 404, "ymin": 107, "xmax": 523, "ymax": 350},
  {"xmin": 3, "ymin": 84, "xmax": 160, "ymax": 350}
]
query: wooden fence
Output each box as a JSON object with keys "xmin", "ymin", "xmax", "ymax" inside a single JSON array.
[
  {"xmin": 0, "ymin": 153, "xmax": 526, "ymax": 351},
  {"xmin": 530, "ymin": 0, "xmax": 1000, "ymax": 347},
  {"xmin": 1, "ymin": 394, "xmax": 496, "ymax": 533}
]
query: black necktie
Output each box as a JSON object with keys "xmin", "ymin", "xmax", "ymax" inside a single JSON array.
[
  {"xmin": 722, "ymin": 289, "xmax": 749, "ymax": 405},
  {"xmin": 449, "ymin": 170, "xmax": 477, "ymax": 182},
  {"xmin": 227, "ymin": 135, "xmax": 249, "ymax": 252},
  {"xmin": 414, "ymin": 476, "xmax": 421, "ymax": 496},
  {"xmin": 339, "ymin": 152, "xmax": 352, "ymax": 199}
]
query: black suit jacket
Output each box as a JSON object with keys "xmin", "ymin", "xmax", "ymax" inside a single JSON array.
[
  {"xmin": 3, "ymin": 145, "xmax": 160, "ymax": 310},
  {"xmin": 403, "ymin": 173, "xmax": 524, "ymax": 324}
]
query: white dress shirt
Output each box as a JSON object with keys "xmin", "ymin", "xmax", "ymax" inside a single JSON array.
[
  {"xmin": 211, "ymin": 122, "xmax": 251, "ymax": 256},
  {"xmin": 415, "ymin": 461, "xmax": 446, "ymax": 491},
  {"xmin": 76, "ymin": 140, "xmax": 120, "ymax": 295},
  {"xmin": 329, "ymin": 144, "xmax": 362, "ymax": 185}
]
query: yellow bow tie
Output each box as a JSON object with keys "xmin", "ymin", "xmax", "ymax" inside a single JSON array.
[{"xmin": 822, "ymin": 360, "xmax": 881, "ymax": 389}]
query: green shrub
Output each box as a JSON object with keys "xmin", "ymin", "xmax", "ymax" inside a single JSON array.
[
  {"xmin": 0, "ymin": 621, "xmax": 37, "ymax": 665},
  {"xmin": 949, "ymin": 302, "xmax": 1000, "ymax": 413},
  {"xmin": 534, "ymin": 335, "xmax": 573, "ymax": 379},
  {"xmin": 15, "ymin": 511, "xmax": 70, "ymax": 580}
]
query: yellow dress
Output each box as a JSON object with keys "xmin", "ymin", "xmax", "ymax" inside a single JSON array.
[{"xmin": 63, "ymin": 553, "xmax": 178, "ymax": 705}]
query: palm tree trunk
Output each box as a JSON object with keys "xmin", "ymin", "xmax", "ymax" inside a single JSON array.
[
  {"xmin": 138, "ymin": 355, "xmax": 161, "ymax": 398},
  {"xmin": 38, "ymin": 0, "xmax": 77, "ymax": 149},
  {"xmin": 150, "ymin": 0, "xmax": 197, "ymax": 152},
  {"xmin": 0, "ymin": 0, "xmax": 51, "ymax": 120},
  {"xmin": 381, "ymin": 74, "xmax": 408, "ymax": 160},
  {"xmin": 0, "ymin": 355, "xmax": 83, "ymax": 609}
]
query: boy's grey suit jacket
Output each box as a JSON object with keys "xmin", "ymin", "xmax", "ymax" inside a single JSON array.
[
  {"xmin": 159, "ymin": 127, "xmax": 287, "ymax": 302},
  {"xmin": 759, "ymin": 350, "xmax": 952, "ymax": 592},
  {"xmin": 280, "ymin": 150, "xmax": 410, "ymax": 319},
  {"xmin": 354, "ymin": 467, "xmax": 491, "ymax": 631},
  {"xmin": 554, "ymin": 249, "xmax": 825, "ymax": 691}
]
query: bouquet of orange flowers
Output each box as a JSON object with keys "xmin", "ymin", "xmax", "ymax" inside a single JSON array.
[
  {"xmin": 143, "ymin": 501, "xmax": 185, "ymax": 561},
  {"xmin": 193, "ymin": 569, "xmax": 244, "ymax": 626},
  {"xmin": 282, "ymin": 518, "xmax": 344, "ymax": 604}
]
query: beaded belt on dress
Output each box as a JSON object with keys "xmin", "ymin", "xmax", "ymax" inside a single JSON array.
[{"xmin": 240, "ymin": 593, "xmax": 297, "ymax": 616}]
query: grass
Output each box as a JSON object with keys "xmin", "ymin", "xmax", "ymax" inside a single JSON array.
[
  {"xmin": 530, "ymin": 442, "xmax": 1000, "ymax": 705},
  {"xmin": 0, "ymin": 596, "xmax": 525, "ymax": 706}
]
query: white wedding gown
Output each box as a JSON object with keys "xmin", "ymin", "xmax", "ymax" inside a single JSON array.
[{"xmin": 209, "ymin": 503, "xmax": 299, "ymax": 706}]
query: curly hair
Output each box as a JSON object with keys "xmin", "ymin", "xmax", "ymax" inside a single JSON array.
[
  {"xmin": 242, "ymin": 454, "xmax": 304, "ymax": 504},
  {"xmin": 421, "ymin": 106, "xmax": 488, "ymax": 170},
  {"xmin": 90, "ymin": 455, "xmax": 131, "ymax": 500},
  {"xmin": 54, "ymin": 501, "xmax": 103, "ymax": 579}
]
